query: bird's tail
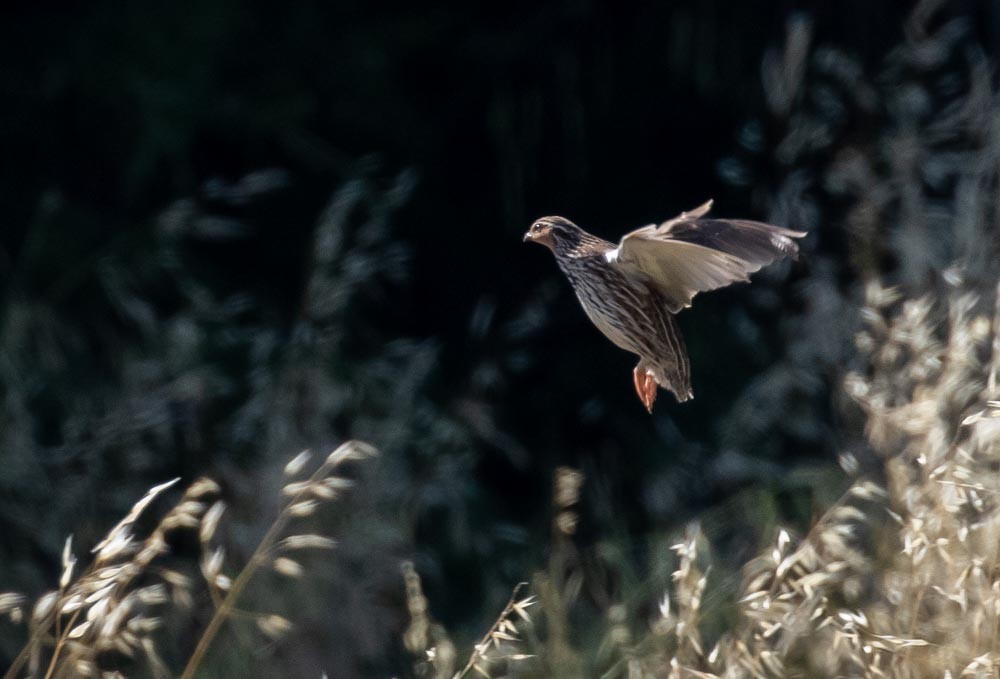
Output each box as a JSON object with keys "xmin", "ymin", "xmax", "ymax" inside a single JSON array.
[{"xmin": 637, "ymin": 345, "xmax": 692, "ymax": 403}]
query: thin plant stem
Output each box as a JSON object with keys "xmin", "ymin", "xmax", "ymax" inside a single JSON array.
[
  {"xmin": 454, "ymin": 582, "xmax": 528, "ymax": 679},
  {"xmin": 179, "ymin": 455, "xmax": 344, "ymax": 679},
  {"xmin": 4, "ymin": 641, "xmax": 35, "ymax": 679},
  {"xmin": 42, "ymin": 609, "xmax": 81, "ymax": 679}
]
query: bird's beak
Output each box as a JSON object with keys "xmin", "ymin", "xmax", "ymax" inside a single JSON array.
[{"xmin": 524, "ymin": 229, "xmax": 555, "ymax": 250}]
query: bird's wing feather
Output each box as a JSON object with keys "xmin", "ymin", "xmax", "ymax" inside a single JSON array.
[{"xmin": 608, "ymin": 201, "xmax": 806, "ymax": 312}]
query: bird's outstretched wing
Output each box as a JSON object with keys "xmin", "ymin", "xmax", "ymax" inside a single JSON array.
[{"xmin": 606, "ymin": 200, "xmax": 806, "ymax": 312}]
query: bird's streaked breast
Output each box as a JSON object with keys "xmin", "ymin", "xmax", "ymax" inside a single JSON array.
[{"xmin": 557, "ymin": 254, "xmax": 656, "ymax": 355}]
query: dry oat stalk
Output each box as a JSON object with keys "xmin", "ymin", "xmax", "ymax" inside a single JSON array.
[
  {"xmin": 4, "ymin": 476, "xmax": 216, "ymax": 679},
  {"xmin": 179, "ymin": 440, "xmax": 376, "ymax": 678},
  {"xmin": 2, "ymin": 440, "xmax": 375, "ymax": 679},
  {"xmin": 454, "ymin": 582, "xmax": 536, "ymax": 679},
  {"xmin": 401, "ymin": 561, "xmax": 457, "ymax": 679}
]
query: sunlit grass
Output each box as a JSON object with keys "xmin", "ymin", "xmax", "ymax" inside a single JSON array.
[
  {"xmin": 400, "ymin": 276, "xmax": 1000, "ymax": 677},
  {"xmin": 0, "ymin": 441, "xmax": 376, "ymax": 679}
]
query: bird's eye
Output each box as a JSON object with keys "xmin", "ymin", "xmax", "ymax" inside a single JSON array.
[{"xmin": 532, "ymin": 223, "xmax": 542, "ymax": 232}]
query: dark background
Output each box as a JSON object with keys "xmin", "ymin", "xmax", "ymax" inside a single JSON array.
[{"xmin": 1, "ymin": 1, "xmax": 993, "ymax": 676}]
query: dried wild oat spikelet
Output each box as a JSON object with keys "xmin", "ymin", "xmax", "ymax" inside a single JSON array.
[
  {"xmin": 255, "ymin": 614, "xmax": 293, "ymax": 640},
  {"xmin": 283, "ymin": 449, "xmax": 312, "ymax": 477},
  {"xmin": 92, "ymin": 478, "xmax": 181, "ymax": 560},
  {"xmin": 554, "ymin": 467, "xmax": 584, "ymax": 508},
  {"xmin": 279, "ymin": 535, "xmax": 337, "ymax": 551},
  {"xmin": 400, "ymin": 561, "xmax": 430, "ymax": 654},
  {"xmin": 0, "ymin": 592, "xmax": 25, "ymax": 624},
  {"xmin": 325, "ymin": 440, "xmax": 378, "ymax": 466},
  {"xmin": 272, "ymin": 557, "xmax": 304, "ymax": 577},
  {"xmin": 199, "ymin": 501, "xmax": 226, "ymax": 544},
  {"xmin": 288, "ymin": 500, "xmax": 319, "ymax": 517}
]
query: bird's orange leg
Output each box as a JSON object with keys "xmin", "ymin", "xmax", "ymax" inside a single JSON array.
[{"xmin": 632, "ymin": 366, "xmax": 658, "ymax": 414}]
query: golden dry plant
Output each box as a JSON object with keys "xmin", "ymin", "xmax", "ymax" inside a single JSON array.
[
  {"xmin": 605, "ymin": 277, "xmax": 1000, "ymax": 678},
  {"xmin": 0, "ymin": 440, "xmax": 377, "ymax": 679},
  {"xmin": 401, "ymin": 272, "xmax": 1000, "ymax": 679},
  {"xmin": 402, "ymin": 562, "xmax": 537, "ymax": 679}
]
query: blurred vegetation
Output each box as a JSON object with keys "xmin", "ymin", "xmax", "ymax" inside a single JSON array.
[{"xmin": 3, "ymin": 0, "xmax": 1000, "ymax": 677}]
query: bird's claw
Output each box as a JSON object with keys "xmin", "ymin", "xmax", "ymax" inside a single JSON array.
[{"xmin": 632, "ymin": 367, "xmax": 658, "ymax": 414}]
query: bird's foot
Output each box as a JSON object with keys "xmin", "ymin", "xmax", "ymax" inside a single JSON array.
[{"xmin": 632, "ymin": 366, "xmax": 658, "ymax": 414}]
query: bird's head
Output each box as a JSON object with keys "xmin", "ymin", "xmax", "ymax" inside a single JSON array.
[{"xmin": 523, "ymin": 216, "xmax": 580, "ymax": 252}]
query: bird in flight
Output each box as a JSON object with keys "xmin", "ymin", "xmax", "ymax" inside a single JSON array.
[{"xmin": 524, "ymin": 200, "xmax": 804, "ymax": 413}]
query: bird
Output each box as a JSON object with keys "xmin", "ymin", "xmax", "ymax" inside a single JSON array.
[{"xmin": 523, "ymin": 200, "xmax": 805, "ymax": 413}]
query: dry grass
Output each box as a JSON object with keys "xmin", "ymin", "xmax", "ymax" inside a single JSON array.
[
  {"xmin": 700, "ymin": 277, "xmax": 1000, "ymax": 678},
  {"xmin": 402, "ymin": 562, "xmax": 536, "ymax": 679},
  {"xmin": 6, "ymin": 272, "xmax": 1000, "ymax": 679},
  {"xmin": 684, "ymin": 278, "xmax": 999, "ymax": 678},
  {"xmin": 0, "ymin": 441, "xmax": 376, "ymax": 679},
  {"xmin": 400, "ymin": 273, "xmax": 1000, "ymax": 678}
]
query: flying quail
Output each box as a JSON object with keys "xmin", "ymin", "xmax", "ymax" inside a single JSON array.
[{"xmin": 523, "ymin": 200, "xmax": 804, "ymax": 412}]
